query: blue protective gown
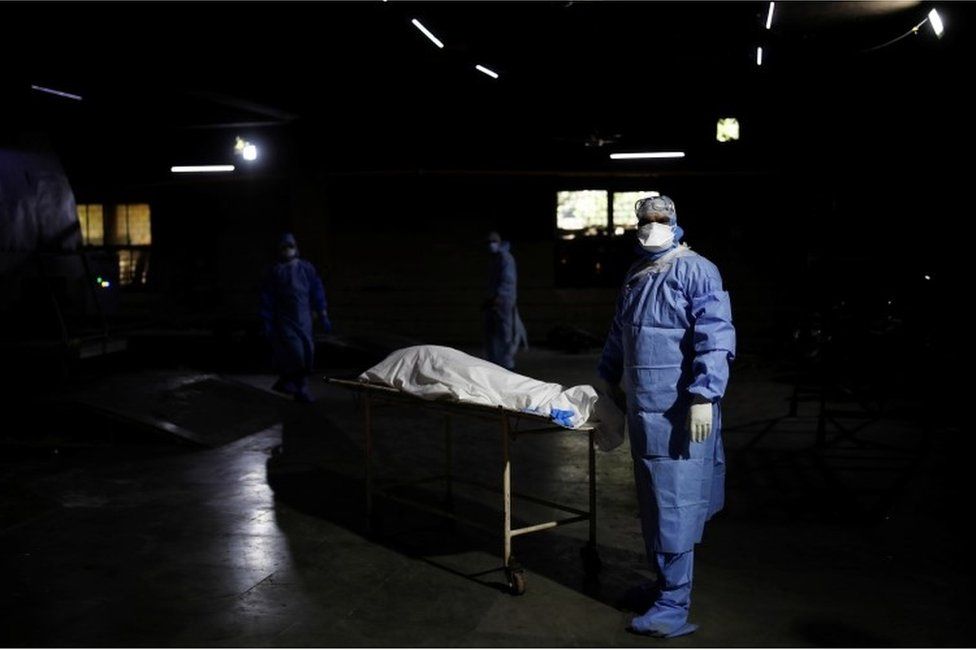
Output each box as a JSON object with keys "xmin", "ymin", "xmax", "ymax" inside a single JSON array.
[
  {"xmin": 485, "ymin": 241, "xmax": 528, "ymax": 370},
  {"xmin": 598, "ymin": 228, "xmax": 735, "ymax": 636},
  {"xmin": 260, "ymin": 257, "xmax": 328, "ymax": 379}
]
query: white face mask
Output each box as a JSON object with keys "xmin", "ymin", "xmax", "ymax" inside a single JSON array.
[
  {"xmin": 281, "ymin": 246, "xmax": 297, "ymax": 260},
  {"xmin": 489, "ymin": 241, "xmax": 500, "ymax": 253},
  {"xmin": 637, "ymin": 222, "xmax": 675, "ymax": 251}
]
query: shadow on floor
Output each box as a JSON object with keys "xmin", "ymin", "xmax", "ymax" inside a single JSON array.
[{"xmin": 265, "ymin": 400, "xmax": 653, "ymax": 612}]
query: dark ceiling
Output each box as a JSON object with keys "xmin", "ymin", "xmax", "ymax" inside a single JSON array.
[{"xmin": 2, "ymin": 1, "xmax": 971, "ymax": 181}]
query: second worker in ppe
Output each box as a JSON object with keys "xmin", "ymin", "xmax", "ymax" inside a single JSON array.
[
  {"xmin": 484, "ymin": 231, "xmax": 528, "ymax": 370},
  {"xmin": 259, "ymin": 232, "xmax": 332, "ymax": 403}
]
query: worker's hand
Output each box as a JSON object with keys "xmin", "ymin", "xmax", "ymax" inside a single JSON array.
[
  {"xmin": 687, "ymin": 397, "xmax": 713, "ymax": 443},
  {"xmin": 318, "ymin": 311, "xmax": 333, "ymax": 335}
]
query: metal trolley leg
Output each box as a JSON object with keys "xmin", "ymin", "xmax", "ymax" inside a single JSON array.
[
  {"xmin": 581, "ymin": 428, "xmax": 602, "ymax": 575},
  {"xmin": 444, "ymin": 415, "xmax": 453, "ymax": 507},
  {"xmin": 365, "ymin": 394, "xmax": 375, "ymax": 532},
  {"xmin": 501, "ymin": 413, "xmax": 525, "ymax": 594},
  {"xmin": 589, "ymin": 429, "xmax": 596, "ymax": 546},
  {"xmin": 502, "ymin": 413, "xmax": 511, "ymax": 566}
]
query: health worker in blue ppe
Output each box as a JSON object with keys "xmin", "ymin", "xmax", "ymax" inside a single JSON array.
[
  {"xmin": 598, "ymin": 195, "xmax": 735, "ymax": 638},
  {"xmin": 484, "ymin": 231, "xmax": 528, "ymax": 370},
  {"xmin": 260, "ymin": 233, "xmax": 332, "ymax": 403}
]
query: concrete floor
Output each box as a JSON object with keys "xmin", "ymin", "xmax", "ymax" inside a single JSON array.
[{"xmin": 1, "ymin": 348, "xmax": 972, "ymax": 646}]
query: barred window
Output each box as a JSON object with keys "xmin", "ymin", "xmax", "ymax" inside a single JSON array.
[{"xmin": 77, "ymin": 202, "xmax": 152, "ymax": 286}]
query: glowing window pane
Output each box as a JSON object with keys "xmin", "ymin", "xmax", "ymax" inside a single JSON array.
[
  {"xmin": 556, "ymin": 190, "xmax": 608, "ymax": 235},
  {"xmin": 716, "ymin": 118, "xmax": 740, "ymax": 143},
  {"xmin": 111, "ymin": 204, "xmax": 152, "ymax": 245},
  {"xmin": 76, "ymin": 204, "xmax": 104, "ymax": 246},
  {"xmin": 118, "ymin": 249, "xmax": 151, "ymax": 286}
]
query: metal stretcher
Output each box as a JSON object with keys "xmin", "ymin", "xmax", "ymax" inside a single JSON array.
[{"xmin": 327, "ymin": 378, "xmax": 602, "ymax": 594}]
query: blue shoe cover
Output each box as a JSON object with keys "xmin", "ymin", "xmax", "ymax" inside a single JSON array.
[{"xmin": 628, "ymin": 620, "xmax": 698, "ymax": 638}]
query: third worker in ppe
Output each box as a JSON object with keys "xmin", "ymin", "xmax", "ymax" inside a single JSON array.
[
  {"xmin": 598, "ymin": 195, "xmax": 735, "ymax": 638},
  {"xmin": 484, "ymin": 231, "xmax": 528, "ymax": 370},
  {"xmin": 260, "ymin": 232, "xmax": 332, "ymax": 403}
]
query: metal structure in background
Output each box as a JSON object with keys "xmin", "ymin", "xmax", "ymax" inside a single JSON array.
[
  {"xmin": 328, "ymin": 378, "xmax": 601, "ymax": 595},
  {"xmin": 1, "ymin": 147, "xmax": 127, "ymax": 369}
]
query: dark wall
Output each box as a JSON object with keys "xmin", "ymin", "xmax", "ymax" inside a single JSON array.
[
  {"xmin": 90, "ymin": 163, "xmax": 961, "ymax": 385},
  {"xmin": 294, "ymin": 171, "xmax": 812, "ymax": 354},
  {"xmin": 308, "ymin": 173, "xmax": 560, "ymax": 346}
]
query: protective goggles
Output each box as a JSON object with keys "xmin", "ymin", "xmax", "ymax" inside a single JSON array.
[{"xmin": 635, "ymin": 196, "xmax": 674, "ymax": 218}]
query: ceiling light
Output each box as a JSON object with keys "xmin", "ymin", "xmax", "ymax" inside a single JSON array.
[
  {"xmin": 234, "ymin": 136, "xmax": 259, "ymax": 162},
  {"xmin": 609, "ymin": 152, "xmax": 685, "ymax": 160},
  {"xmin": 927, "ymin": 8, "xmax": 944, "ymax": 37},
  {"xmin": 411, "ymin": 18, "xmax": 444, "ymax": 49},
  {"xmin": 171, "ymin": 165, "xmax": 236, "ymax": 173},
  {"xmin": 864, "ymin": 8, "xmax": 946, "ymax": 52},
  {"xmin": 756, "ymin": 46, "xmax": 764, "ymax": 66},
  {"xmin": 765, "ymin": 2, "xmax": 775, "ymax": 29},
  {"xmin": 30, "ymin": 84, "xmax": 82, "ymax": 101},
  {"xmin": 475, "ymin": 64, "xmax": 499, "ymax": 79}
]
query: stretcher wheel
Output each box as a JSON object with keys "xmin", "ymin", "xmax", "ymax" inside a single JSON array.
[
  {"xmin": 506, "ymin": 567, "xmax": 526, "ymax": 595},
  {"xmin": 581, "ymin": 544, "xmax": 602, "ymax": 574}
]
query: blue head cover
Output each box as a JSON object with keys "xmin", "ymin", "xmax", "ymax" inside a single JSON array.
[
  {"xmin": 280, "ymin": 232, "xmax": 297, "ymax": 248},
  {"xmin": 635, "ymin": 195, "xmax": 684, "ymax": 261}
]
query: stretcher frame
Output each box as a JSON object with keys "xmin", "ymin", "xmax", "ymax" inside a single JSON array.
[{"xmin": 327, "ymin": 377, "xmax": 601, "ymax": 594}]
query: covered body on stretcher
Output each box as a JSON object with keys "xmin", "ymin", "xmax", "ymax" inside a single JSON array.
[{"xmin": 354, "ymin": 345, "xmax": 624, "ymax": 448}]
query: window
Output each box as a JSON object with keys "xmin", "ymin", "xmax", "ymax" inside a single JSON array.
[
  {"xmin": 109, "ymin": 204, "xmax": 151, "ymax": 285},
  {"xmin": 76, "ymin": 202, "xmax": 152, "ymax": 286},
  {"xmin": 556, "ymin": 190, "xmax": 608, "ymax": 237},
  {"xmin": 76, "ymin": 204, "xmax": 104, "ymax": 246},
  {"xmin": 118, "ymin": 249, "xmax": 150, "ymax": 286},
  {"xmin": 110, "ymin": 204, "xmax": 152, "ymax": 246},
  {"xmin": 555, "ymin": 190, "xmax": 660, "ymax": 237},
  {"xmin": 716, "ymin": 117, "xmax": 740, "ymax": 143},
  {"xmin": 555, "ymin": 189, "xmax": 660, "ymax": 287}
]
